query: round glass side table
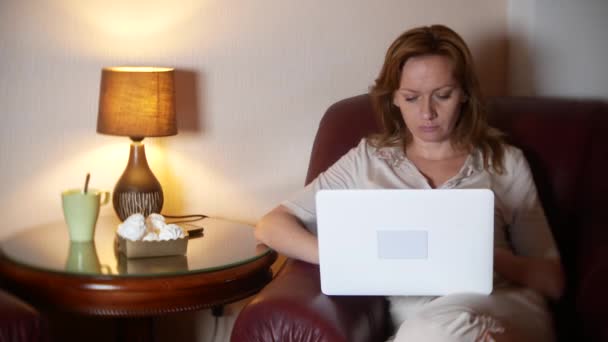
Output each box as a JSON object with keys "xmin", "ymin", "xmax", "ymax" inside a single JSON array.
[{"xmin": 0, "ymin": 216, "xmax": 277, "ymax": 340}]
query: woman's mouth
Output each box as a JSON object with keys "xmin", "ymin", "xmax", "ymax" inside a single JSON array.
[{"xmin": 419, "ymin": 125, "xmax": 439, "ymax": 133}]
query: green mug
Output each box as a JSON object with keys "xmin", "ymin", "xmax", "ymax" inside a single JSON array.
[
  {"xmin": 61, "ymin": 188, "xmax": 110, "ymax": 242},
  {"xmin": 65, "ymin": 241, "xmax": 111, "ymax": 274}
]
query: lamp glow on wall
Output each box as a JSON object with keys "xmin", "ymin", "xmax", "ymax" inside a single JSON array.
[{"xmin": 97, "ymin": 66, "xmax": 177, "ymax": 221}]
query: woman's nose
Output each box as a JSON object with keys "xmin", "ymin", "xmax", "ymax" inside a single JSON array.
[{"xmin": 421, "ymin": 98, "xmax": 437, "ymax": 120}]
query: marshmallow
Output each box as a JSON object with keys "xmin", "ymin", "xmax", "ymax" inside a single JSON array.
[
  {"xmin": 117, "ymin": 213, "xmax": 146, "ymax": 241},
  {"xmin": 158, "ymin": 224, "xmax": 186, "ymax": 240},
  {"xmin": 142, "ymin": 232, "xmax": 159, "ymax": 241},
  {"xmin": 146, "ymin": 213, "xmax": 167, "ymax": 232}
]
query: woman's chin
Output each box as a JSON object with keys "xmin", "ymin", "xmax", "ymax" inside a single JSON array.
[{"xmin": 413, "ymin": 132, "xmax": 449, "ymax": 144}]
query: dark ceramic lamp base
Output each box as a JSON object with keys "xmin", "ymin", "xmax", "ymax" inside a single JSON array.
[
  {"xmin": 113, "ymin": 140, "xmax": 164, "ymax": 221},
  {"xmin": 113, "ymin": 191, "xmax": 163, "ymax": 221}
]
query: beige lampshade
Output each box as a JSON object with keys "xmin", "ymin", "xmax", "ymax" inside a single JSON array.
[{"xmin": 97, "ymin": 67, "xmax": 177, "ymax": 138}]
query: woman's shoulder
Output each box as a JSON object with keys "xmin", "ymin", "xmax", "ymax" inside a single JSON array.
[
  {"xmin": 494, "ymin": 143, "xmax": 528, "ymax": 174},
  {"xmin": 352, "ymin": 137, "xmax": 394, "ymax": 155},
  {"xmin": 337, "ymin": 138, "xmax": 378, "ymax": 164},
  {"xmin": 361, "ymin": 137, "xmax": 406, "ymax": 165},
  {"xmin": 347, "ymin": 137, "xmax": 374, "ymax": 156},
  {"xmin": 501, "ymin": 143, "xmax": 526, "ymax": 162}
]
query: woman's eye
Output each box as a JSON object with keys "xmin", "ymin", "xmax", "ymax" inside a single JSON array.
[
  {"xmin": 404, "ymin": 96, "xmax": 418, "ymax": 102},
  {"xmin": 435, "ymin": 92, "xmax": 452, "ymax": 100}
]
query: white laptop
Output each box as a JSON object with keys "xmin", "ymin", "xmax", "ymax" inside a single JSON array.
[{"xmin": 315, "ymin": 189, "xmax": 494, "ymax": 296}]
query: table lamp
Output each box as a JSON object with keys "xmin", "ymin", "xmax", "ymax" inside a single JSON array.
[{"xmin": 97, "ymin": 66, "xmax": 177, "ymax": 221}]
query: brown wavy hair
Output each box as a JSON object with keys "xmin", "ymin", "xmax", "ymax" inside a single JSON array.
[{"xmin": 369, "ymin": 25, "xmax": 505, "ymax": 173}]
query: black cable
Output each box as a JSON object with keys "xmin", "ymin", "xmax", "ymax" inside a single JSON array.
[
  {"xmin": 162, "ymin": 214, "xmax": 208, "ymax": 224},
  {"xmin": 162, "ymin": 214, "xmax": 208, "ymax": 237}
]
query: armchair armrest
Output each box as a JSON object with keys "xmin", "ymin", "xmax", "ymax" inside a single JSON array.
[
  {"xmin": 0, "ymin": 289, "xmax": 44, "ymax": 342},
  {"xmin": 231, "ymin": 259, "xmax": 390, "ymax": 342},
  {"xmin": 575, "ymin": 219, "xmax": 608, "ymax": 342},
  {"xmin": 575, "ymin": 253, "xmax": 608, "ymax": 341}
]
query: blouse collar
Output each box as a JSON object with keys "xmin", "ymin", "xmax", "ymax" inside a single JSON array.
[{"xmin": 374, "ymin": 145, "xmax": 485, "ymax": 177}]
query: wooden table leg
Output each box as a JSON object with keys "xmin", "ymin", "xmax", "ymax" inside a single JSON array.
[
  {"xmin": 211, "ymin": 305, "xmax": 224, "ymax": 317},
  {"xmin": 116, "ymin": 317, "xmax": 155, "ymax": 342}
]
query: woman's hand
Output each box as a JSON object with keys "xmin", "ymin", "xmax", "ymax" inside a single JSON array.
[{"xmin": 493, "ymin": 247, "xmax": 565, "ymax": 301}]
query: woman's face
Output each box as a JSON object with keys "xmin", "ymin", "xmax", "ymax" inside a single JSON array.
[{"xmin": 393, "ymin": 54, "xmax": 465, "ymax": 146}]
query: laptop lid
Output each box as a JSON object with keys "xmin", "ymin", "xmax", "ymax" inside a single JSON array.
[{"xmin": 315, "ymin": 189, "xmax": 494, "ymax": 296}]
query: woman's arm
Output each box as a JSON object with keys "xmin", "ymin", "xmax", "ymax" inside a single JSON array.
[
  {"xmin": 495, "ymin": 147, "xmax": 565, "ymax": 301},
  {"xmin": 254, "ymin": 205, "xmax": 320, "ymax": 264},
  {"xmin": 494, "ymin": 247, "xmax": 565, "ymax": 301}
]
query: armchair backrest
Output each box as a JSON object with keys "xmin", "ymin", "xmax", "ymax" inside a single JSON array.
[{"xmin": 306, "ymin": 94, "xmax": 608, "ymax": 277}]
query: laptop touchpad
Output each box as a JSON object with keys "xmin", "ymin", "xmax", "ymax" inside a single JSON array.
[{"xmin": 377, "ymin": 230, "xmax": 428, "ymax": 259}]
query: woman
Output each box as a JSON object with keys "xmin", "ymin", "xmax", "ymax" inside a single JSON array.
[{"xmin": 255, "ymin": 25, "xmax": 564, "ymax": 342}]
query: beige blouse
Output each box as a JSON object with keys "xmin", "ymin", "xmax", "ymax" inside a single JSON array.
[{"xmin": 283, "ymin": 138, "xmax": 559, "ymax": 260}]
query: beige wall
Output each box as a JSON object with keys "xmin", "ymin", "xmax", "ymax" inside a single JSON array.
[
  {"xmin": 508, "ymin": 0, "xmax": 608, "ymax": 98},
  {"xmin": 0, "ymin": 0, "xmax": 508, "ymax": 238}
]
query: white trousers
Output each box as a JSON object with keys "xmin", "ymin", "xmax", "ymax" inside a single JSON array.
[{"xmin": 387, "ymin": 287, "xmax": 555, "ymax": 342}]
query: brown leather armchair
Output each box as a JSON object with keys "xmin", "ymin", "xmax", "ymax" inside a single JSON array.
[
  {"xmin": 231, "ymin": 95, "xmax": 608, "ymax": 342},
  {"xmin": 0, "ymin": 288, "xmax": 44, "ymax": 342}
]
